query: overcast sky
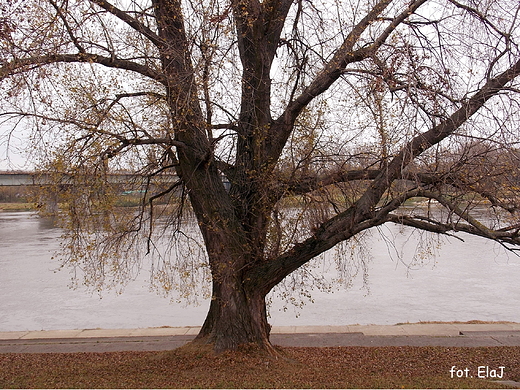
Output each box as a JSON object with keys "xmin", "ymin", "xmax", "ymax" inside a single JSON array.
[{"xmin": 0, "ymin": 125, "xmax": 33, "ymax": 171}]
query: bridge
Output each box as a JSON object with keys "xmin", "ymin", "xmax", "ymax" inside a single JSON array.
[
  {"xmin": 0, "ymin": 171, "xmax": 230, "ymax": 189},
  {"xmin": 0, "ymin": 173, "xmax": 40, "ymax": 186},
  {"xmin": 0, "ymin": 172, "xmax": 179, "ymax": 186},
  {"xmin": 0, "ymin": 171, "xmax": 183, "ymax": 214}
]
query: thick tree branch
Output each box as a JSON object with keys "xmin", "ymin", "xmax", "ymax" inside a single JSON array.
[
  {"xmin": 275, "ymin": 167, "xmax": 506, "ymax": 201},
  {"xmin": 248, "ymin": 55, "xmax": 520, "ymax": 294},
  {"xmin": 231, "ymin": 0, "xmax": 292, "ymax": 134},
  {"xmin": 386, "ymin": 214, "xmax": 520, "ymax": 248},
  {"xmin": 0, "ymin": 53, "xmax": 168, "ymax": 85},
  {"xmin": 416, "ymin": 190, "xmax": 498, "ymax": 239},
  {"xmin": 379, "ymin": 58, "xmax": 520, "ymax": 188},
  {"xmin": 279, "ymin": 0, "xmax": 393, "ymax": 120},
  {"xmin": 269, "ymin": 0, "xmax": 427, "ymax": 163},
  {"xmin": 278, "ymin": 169, "xmax": 380, "ymax": 197},
  {"xmin": 261, "ymin": 0, "xmax": 294, "ymax": 59}
]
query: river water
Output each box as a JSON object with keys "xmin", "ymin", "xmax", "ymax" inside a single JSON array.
[{"xmin": 1, "ymin": 211, "xmax": 519, "ymax": 332}]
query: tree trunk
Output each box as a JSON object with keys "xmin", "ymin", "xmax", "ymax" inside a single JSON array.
[{"xmin": 193, "ymin": 271, "xmax": 274, "ymax": 353}]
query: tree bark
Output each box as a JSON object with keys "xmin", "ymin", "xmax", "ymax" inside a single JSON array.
[{"xmin": 194, "ymin": 265, "xmax": 273, "ymax": 353}]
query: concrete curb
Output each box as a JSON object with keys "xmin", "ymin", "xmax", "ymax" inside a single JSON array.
[{"xmin": 2, "ymin": 322, "xmax": 520, "ymax": 340}]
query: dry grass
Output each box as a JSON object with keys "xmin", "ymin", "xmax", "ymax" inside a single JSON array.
[
  {"xmin": 1, "ymin": 345, "xmax": 520, "ymax": 388},
  {"xmin": 0, "ymin": 202, "xmax": 34, "ymax": 211}
]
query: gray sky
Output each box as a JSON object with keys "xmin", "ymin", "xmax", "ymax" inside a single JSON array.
[{"xmin": 0, "ymin": 125, "xmax": 33, "ymax": 171}]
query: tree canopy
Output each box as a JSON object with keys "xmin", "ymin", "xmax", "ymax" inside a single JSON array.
[{"xmin": 1, "ymin": 0, "xmax": 520, "ymax": 352}]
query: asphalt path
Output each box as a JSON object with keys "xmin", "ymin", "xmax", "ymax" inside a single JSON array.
[{"xmin": 2, "ymin": 330, "xmax": 520, "ymax": 353}]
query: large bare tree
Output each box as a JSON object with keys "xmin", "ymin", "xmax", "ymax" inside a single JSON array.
[{"xmin": 1, "ymin": 0, "xmax": 520, "ymax": 352}]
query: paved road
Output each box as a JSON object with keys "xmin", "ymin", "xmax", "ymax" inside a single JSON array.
[
  {"xmin": 2, "ymin": 323, "xmax": 520, "ymax": 353},
  {"xmin": 2, "ymin": 332, "xmax": 520, "ymax": 353}
]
